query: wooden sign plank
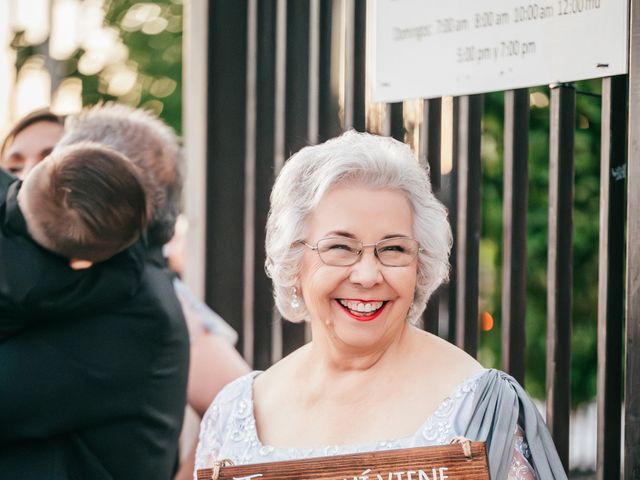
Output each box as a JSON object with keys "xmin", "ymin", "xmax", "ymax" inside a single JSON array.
[{"xmin": 197, "ymin": 442, "xmax": 489, "ymax": 480}]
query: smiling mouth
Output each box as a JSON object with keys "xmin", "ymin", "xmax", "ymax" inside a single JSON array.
[{"xmin": 337, "ymin": 299, "xmax": 387, "ymax": 321}]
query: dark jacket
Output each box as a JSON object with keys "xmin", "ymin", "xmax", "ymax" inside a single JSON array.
[
  {"xmin": 0, "ymin": 170, "xmax": 190, "ymax": 479},
  {"xmin": 0, "ymin": 170, "xmax": 146, "ymax": 338}
]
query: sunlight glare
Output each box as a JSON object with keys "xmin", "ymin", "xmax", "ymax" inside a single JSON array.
[
  {"xmin": 50, "ymin": 0, "xmax": 80, "ymax": 60},
  {"xmin": 104, "ymin": 64, "xmax": 138, "ymax": 97},
  {"xmin": 142, "ymin": 17, "xmax": 168, "ymax": 35},
  {"xmin": 15, "ymin": 58, "xmax": 51, "ymax": 117},
  {"xmin": 13, "ymin": 0, "xmax": 50, "ymax": 45},
  {"xmin": 440, "ymin": 97, "xmax": 454, "ymax": 175},
  {"xmin": 121, "ymin": 3, "xmax": 162, "ymax": 31},
  {"xmin": 51, "ymin": 77, "xmax": 83, "ymax": 115}
]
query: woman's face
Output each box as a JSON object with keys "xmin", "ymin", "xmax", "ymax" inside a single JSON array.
[
  {"xmin": 2, "ymin": 121, "xmax": 64, "ymax": 179},
  {"xmin": 299, "ymin": 185, "xmax": 418, "ymax": 353}
]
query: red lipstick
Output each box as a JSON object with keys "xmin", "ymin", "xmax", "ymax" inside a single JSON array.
[{"xmin": 336, "ymin": 300, "xmax": 387, "ymax": 322}]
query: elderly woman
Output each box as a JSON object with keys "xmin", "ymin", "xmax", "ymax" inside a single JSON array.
[{"xmin": 195, "ymin": 131, "xmax": 566, "ymax": 479}]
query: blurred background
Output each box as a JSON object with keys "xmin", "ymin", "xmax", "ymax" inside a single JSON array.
[
  {"xmin": 0, "ymin": 0, "xmax": 607, "ymax": 476},
  {"xmin": 0, "ymin": 0, "xmax": 182, "ymax": 135}
]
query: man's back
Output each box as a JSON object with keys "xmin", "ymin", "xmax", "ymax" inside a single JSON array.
[{"xmin": 0, "ymin": 249, "xmax": 189, "ymax": 479}]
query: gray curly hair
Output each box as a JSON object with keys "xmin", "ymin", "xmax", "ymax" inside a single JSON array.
[
  {"xmin": 57, "ymin": 103, "xmax": 183, "ymax": 247},
  {"xmin": 265, "ymin": 130, "xmax": 452, "ymax": 324}
]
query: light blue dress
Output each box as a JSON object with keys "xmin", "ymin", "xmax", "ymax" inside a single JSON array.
[{"xmin": 195, "ymin": 369, "xmax": 566, "ymax": 479}]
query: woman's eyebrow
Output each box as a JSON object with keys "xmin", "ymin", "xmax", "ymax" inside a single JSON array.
[
  {"xmin": 324, "ymin": 230, "xmax": 356, "ymax": 238},
  {"xmin": 323, "ymin": 232, "xmax": 411, "ymax": 240},
  {"xmin": 381, "ymin": 234, "xmax": 411, "ymax": 240},
  {"xmin": 6, "ymin": 152, "xmax": 24, "ymax": 161}
]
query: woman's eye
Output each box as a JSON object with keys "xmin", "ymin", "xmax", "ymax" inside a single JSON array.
[
  {"xmin": 329, "ymin": 243, "xmax": 355, "ymax": 252},
  {"xmin": 380, "ymin": 245, "xmax": 406, "ymax": 253}
]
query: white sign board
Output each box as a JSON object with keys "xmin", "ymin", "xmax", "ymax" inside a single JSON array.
[{"xmin": 374, "ymin": 0, "xmax": 629, "ymax": 102}]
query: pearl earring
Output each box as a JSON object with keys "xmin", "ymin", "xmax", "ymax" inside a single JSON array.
[{"xmin": 291, "ymin": 287, "xmax": 301, "ymax": 310}]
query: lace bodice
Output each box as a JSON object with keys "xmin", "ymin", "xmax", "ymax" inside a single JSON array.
[{"xmin": 195, "ymin": 369, "xmax": 535, "ymax": 479}]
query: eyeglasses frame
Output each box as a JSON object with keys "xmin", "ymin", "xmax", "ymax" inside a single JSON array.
[{"xmin": 297, "ymin": 236, "xmax": 423, "ymax": 267}]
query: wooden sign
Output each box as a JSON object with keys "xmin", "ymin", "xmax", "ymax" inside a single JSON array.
[{"xmin": 197, "ymin": 441, "xmax": 489, "ymax": 480}]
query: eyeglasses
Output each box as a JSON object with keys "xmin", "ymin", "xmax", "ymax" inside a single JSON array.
[{"xmin": 298, "ymin": 236, "xmax": 421, "ymax": 267}]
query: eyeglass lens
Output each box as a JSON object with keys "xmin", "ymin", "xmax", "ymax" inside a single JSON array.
[{"xmin": 315, "ymin": 237, "xmax": 419, "ymax": 266}]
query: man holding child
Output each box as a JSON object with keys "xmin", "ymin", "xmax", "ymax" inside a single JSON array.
[{"xmin": 0, "ymin": 106, "xmax": 189, "ymax": 479}]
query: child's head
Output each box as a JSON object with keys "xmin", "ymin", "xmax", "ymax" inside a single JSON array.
[
  {"xmin": 18, "ymin": 142, "xmax": 149, "ymax": 267},
  {"xmin": 60, "ymin": 103, "xmax": 183, "ymax": 248}
]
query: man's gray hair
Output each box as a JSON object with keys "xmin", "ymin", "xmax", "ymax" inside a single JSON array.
[
  {"xmin": 266, "ymin": 130, "xmax": 452, "ymax": 324},
  {"xmin": 57, "ymin": 103, "xmax": 183, "ymax": 247}
]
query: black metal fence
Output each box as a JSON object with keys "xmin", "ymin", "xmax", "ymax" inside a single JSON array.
[{"xmin": 197, "ymin": 1, "xmax": 639, "ymax": 477}]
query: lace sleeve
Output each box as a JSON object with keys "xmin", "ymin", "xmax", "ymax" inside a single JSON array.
[
  {"xmin": 508, "ymin": 424, "xmax": 537, "ymax": 479},
  {"xmin": 193, "ymin": 401, "xmax": 223, "ymax": 479}
]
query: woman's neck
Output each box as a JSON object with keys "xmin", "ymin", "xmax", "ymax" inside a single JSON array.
[{"xmin": 304, "ymin": 322, "xmax": 418, "ymax": 376}]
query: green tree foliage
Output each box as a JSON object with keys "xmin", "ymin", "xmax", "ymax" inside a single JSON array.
[
  {"xmin": 478, "ymin": 82, "xmax": 601, "ymax": 406},
  {"xmin": 10, "ymin": 0, "xmax": 183, "ymax": 135},
  {"xmin": 102, "ymin": 0, "xmax": 183, "ymax": 134}
]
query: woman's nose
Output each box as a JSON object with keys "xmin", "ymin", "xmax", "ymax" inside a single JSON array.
[{"xmin": 348, "ymin": 248, "xmax": 382, "ymax": 288}]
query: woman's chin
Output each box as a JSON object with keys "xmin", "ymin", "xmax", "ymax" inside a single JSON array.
[{"xmin": 325, "ymin": 307, "xmax": 398, "ymax": 352}]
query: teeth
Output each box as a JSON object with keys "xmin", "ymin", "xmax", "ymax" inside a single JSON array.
[{"xmin": 338, "ymin": 299, "xmax": 384, "ymax": 314}]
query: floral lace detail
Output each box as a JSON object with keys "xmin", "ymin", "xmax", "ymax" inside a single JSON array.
[
  {"xmin": 508, "ymin": 424, "xmax": 537, "ymax": 479},
  {"xmin": 194, "ymin": 403, "xmax": 219, "ymax": 470},
  {"xmin": 194, "ymin": 370, "xmax": 485, "ymax": 475},
  {"xmin": 420, "ymin": 371, "xmax": 478, "ymax": 444}
]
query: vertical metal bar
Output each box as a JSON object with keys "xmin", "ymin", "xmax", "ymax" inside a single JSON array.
[
  {"xmin": 447, "ymin": 97, "xmax": 459, "ymax": 344},
  {"xmin": 182, "ymin": 0, "xmax": 209, "ymax": 302},
  {"xmin": 352, "ymin": 0, "xmax": 367, "ymax": 132},
  {"xmin": 455, "ymin": 94, "xmax": 484, "ymax": 357},
  {"xmin": 342, "ymin": 0, "xmax": 354, "ymax": 130},
  {"xmin": 421, "ymin": 98, "xmax": 442, "ymax": 335},
  {"xmin": 625, "ymin": 1, "xmax": 640, "ymax": 475},
  {"xmin": 318, "ymin": 0, "xmax": 343, "ymax": 141},
  {"xmin": 243, "ymin": 0, "xmax": 258, "ymax": 365},
  {"xmin": 306, "ymin": 0, "xmax": 321, "ymax": 347},
  {"xmin": 308, "ymin": 0, "xmax": 320, "ymax": 145},
  {"xmin": 389, "ymin": 102, "xmax": 404, "ymax": 142},
  {"xmin": 281, "ymin": 0, "xmax": 310, "ymax": 357},
  {"xmin": 284, "ymin": 0, "xmax": 311, "ymax": 154},
  {"xmin": 305, "ymin": 0, "xmax": 321, "ymax": 346},
  {"xmin": 273, "ymin": 0, "xmax": 287, "ymax": 174},
  {"xmin": 501, "ymin": 89, "xmax": 529, "ymax": 385},
  {"xmin": 271, "ymin": 0, "xmax": 288, "ymax": 363},
  {"xmin": 425, "ymin": 99, "xmax": 442, "ymax": 193},
  {"xmin": 596, "ymin": 75, "xmax": 626, "ymax": 480},
  {"xmin": 546, "ymin": 83, "xmax": 575, "ymax": 471},
  {"xmin": 205, "ymin": 0, "xmax": 248, "ymax": 345},
  {"xmin": 252, "ymin": 0, "xmax": 278, "ymax": 371}
]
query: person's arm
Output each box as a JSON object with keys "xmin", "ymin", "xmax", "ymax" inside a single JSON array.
[
  {"xmin": 174, "ymin": 442, "xmax": 198, "ymax": 480},
  {"xmin": 187, "ymin": 333, "xmax": 251, "ymax": 417},
  {"xmin": 174, "ymin": 333, "xmax": 251, "ymax": 480},
  {"xmin": 173, "ymin": 286, "xmax": 251, "ymax": 480},
  {"xmin": 174, "ymin": 334, "xmax": 250, "ymax": 480}
]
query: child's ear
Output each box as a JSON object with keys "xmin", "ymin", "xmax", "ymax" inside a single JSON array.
[{"xmin": 69, "ymin": 259, "xmax": 93, "ymax": 270}]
